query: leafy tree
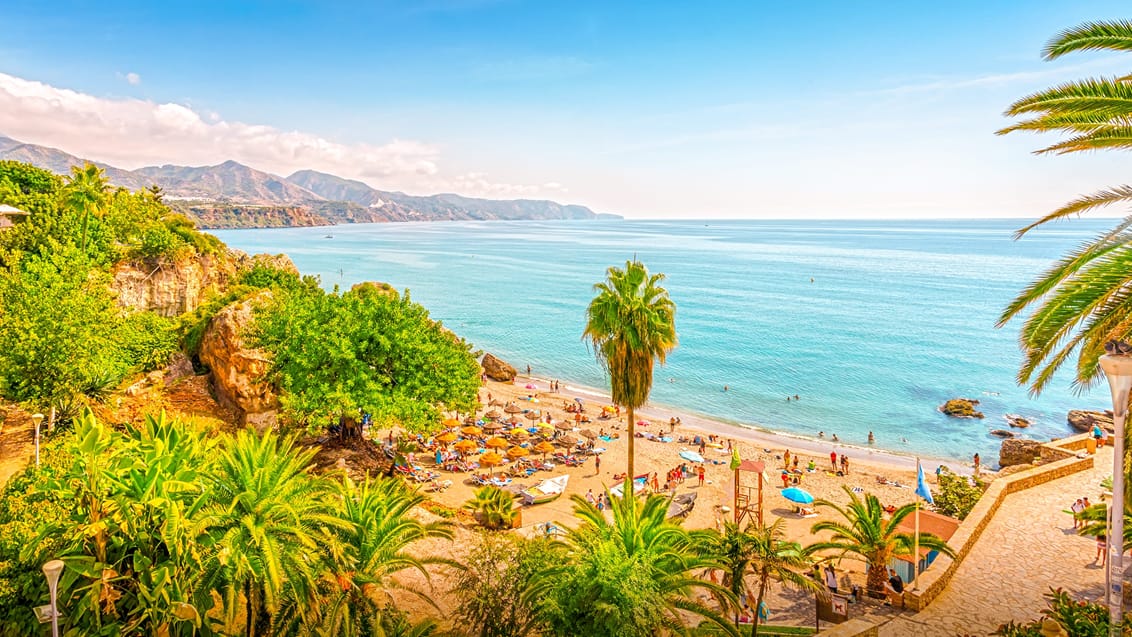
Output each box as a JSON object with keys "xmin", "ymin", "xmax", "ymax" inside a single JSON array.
[
  {"xmin": 996, "ymin": 20, "xmax": 1132, "ymax": 394},
  {"xmin": 994, "ymin": 588, "xmax": 1124, "ymax": 637},
  {"xmin": 534, "ymin": 492, "xmax": 737, "ymax": 637},
  {"xmin": 452, "ymin": 533, "xmax": 557, "ymax": 637},
  {"xmin": 62, "ymin": 163, "xmax": 110, "ymax": 252},
  {"xmin": 932, "ymin": 466, "xmax": 986, "ymax": 520},
  {"xmin": 583, "ymin": 260, "xmax": 677, "ymax": 481},
  {"xmin": 1076, "ymin": 502, "xmax": 1132, "ymax": 553},
  {"xmin": 252, "ymin": 281, "xmax": 480, "ymax": 434},
  {"xmin": 809, "ymin": 487, "xmax": 955, "ymax": 598},
  {"xmin": 463, "ymin": 486, "xmax": 518, "ymax": 530}
]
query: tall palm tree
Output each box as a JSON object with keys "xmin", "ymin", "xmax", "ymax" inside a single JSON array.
[
  {"xmin": 584, "ymin": 260, "xmax": 677, "ymax": 482},
  {"xmin": 695, "ymin": 520, "xmax": 822, "ymax": 636},
  {"xmin": 809, "ymin": 487, "xmax": 954, "ymax": 598},
  {"xmin": 534, "ymin": 492, "xmax": 738, "ymax": 637},
  {"xmin": 63, "ymin": 163, "xmax": 110, "ymax": 251},
  {"xmin": 313, "ymin": 476, "xmax": 455, "ymax": 637},
  {"xmin": 202, "ymin": 429, "xmax": 349, "ymax": 637},
  {"xmin": 996, "ymin": 20, "xmax": 1132, "ymax": 394}
]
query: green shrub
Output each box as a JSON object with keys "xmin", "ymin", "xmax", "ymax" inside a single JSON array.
[
  {"xmin": 464, "ymin": 486, "xmax": 517, "ymax": 530},
  {"xmin": 994, "ymin": 588, "xmax": 1122, "ymax": 636},
  {"xmin": 933, "ymin": 466, "xmax": 986, "ymax": 520}
]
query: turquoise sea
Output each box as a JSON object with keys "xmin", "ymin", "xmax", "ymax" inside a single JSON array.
[{"xmin": 213, "ymin": 218, "xmax": 1112, "ymax": 462}]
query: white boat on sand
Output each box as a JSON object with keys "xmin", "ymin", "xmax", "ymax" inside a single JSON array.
[{"xmin": 521, "ymin": 475, "xmax": 569, "ymax": 505}]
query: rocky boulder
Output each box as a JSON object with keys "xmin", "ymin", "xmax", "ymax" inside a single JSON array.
[
  {"xmin": 482, "ymin": 353, "xmax": 517, "ymax": 382},
  {"xmin": 1067, "ymin": 409, "xmax": 1114, "ymax": 433},
  {"xmin": 999, "ymin": 438, "xmax": 1042, "ymax": 468},
  {"xmin": 940, "ymin": 398, "xmax": 984, "ymax": 419},
  {"xmin": 990, "ymin": 429, "xmax": 1015, "ymax": 438},
  {"xmin": 199, "ymin": 290, "xmax": 278, "ymax": 429}
]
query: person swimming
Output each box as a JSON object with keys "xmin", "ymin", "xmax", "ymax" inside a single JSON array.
[
  {"xmin": 818, "ymin": 431, "xmax": 824, "ymax": 437},
  {"xmin": 723, "ymin": 385, "xmax": 729, "ymax": 392},
  {"xmin": 832, "ymin": 434, "xmax": 839, "ymax": 442}
]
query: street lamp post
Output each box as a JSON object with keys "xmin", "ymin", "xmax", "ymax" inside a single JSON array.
[
  {"xmin": 42, "ymin": 559, "xmax": 64, "ymax": 637},
  {"xmin": 31, "ymin": 413, "xmax": 43, "ymax": 469},
  {"xmin": 1099, "ymin": 352, "xmax": 1132, "ymax": 637}
]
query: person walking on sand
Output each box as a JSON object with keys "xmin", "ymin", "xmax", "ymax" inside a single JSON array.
[
  {"xmin": 698, "ymin": 465, "xmax": 706, "ymax": 486},
  {"xmin": 1096, "ymin": 533, "xmax": 1108, "ymax": 565},
  {"xmin": 585, "ymin": 489, "xmax": 596, "ymax": 506},
  {"xmin": 973, "ymin": 453, "xmax": 981, "ymax": 477},
  {"xmin": 830, "ymin": 450, "xmax": 838, "ymax": 470},
  {"xmin": 1071, "ymin": 498, "xmax": 1085, "ymax": 530},
  {"xmin": 783, "ymin": 449, "xmax": 791, "ymax": 470},
  {"xmin": 594, "ymin": 454, "xmax": 601, "ymax": 474}
]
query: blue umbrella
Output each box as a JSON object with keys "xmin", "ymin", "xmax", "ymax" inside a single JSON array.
[
  {"xmin": 679, "ymin": 450, "xmax": 705, "ymax": 463},
  {"xmin": 781, "ymin": 487, "xmax": 814, "ymax": 504},
  {"xmin": 574, "ymin": 397, "xmax": 585, "ymax": 405}
]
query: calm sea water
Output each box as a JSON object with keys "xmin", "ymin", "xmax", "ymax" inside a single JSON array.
[{"xmin": 213, "ymin": 218, "xmax": 1112, "ymax": 461}]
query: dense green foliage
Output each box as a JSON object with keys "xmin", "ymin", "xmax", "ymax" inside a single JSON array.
[
  {"xmin": 251, "ymin": 280, "xmax": 481, "ymax": 433},
  {"xmin": 810, "ymin": 486, "xmax": 955, "ymax": 598},
  {"xmin": 996, "ymin": 20, "xmax": 1132, "ymax": 394},
  {"xmin": 932, "ymin": 466, "xmax": 986, "ymax": 520},
  {"xmin": 993, "ymin": 588, "xmax": 1124, "ymax": 636},
  {"xmin": 584, "ymin": 260, "xmax": 677, "ymax": 480},
  {"xmin": 463, "ymin": 486, "xmax": 518, "ymax": 530},
  {"xmin": 0, "ymin": 412, "xmax": 448, "ymax": 636},
  {"xmin": 452, "ymin": 533, "xmax": 557, "ymax": 637}
]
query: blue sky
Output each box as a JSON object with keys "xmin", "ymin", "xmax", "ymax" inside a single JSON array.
[{"xmin": 1, "ymin": 0, "xmax": 1130, "ymax": 218}]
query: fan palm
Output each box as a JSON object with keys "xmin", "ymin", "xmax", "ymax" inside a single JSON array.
[
  {"xmin": 62, "ymin": 163, "xmax": 110, "ymax": 251},
  {"xmin": 809, "ymin": 487, "xmax": 954, "ymax": 598},
  {"xmin": 312, "ymin": 476, "xmax": 455, "ymax": 637},
  {"xmin": 997, "ymin": 20, "xmax": 1132, "ymax": 394},
  {"xmin": 533, "ymin": 492, "xmax": 738, "ymax": 637},
  {"xmin": 583, "ymin": 260, "xmax": 677, "ymax": 482},
  {"xmin": 202, "ymin": 429, "xmax": 348, "ymax": 637}
]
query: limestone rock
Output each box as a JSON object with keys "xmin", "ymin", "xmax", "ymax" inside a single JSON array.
[
  {"xmin": 940, "ymin": 398, "xmax": 985, "ymax": 419},
  {"xmin": 199, "ymin": 290, "xmax": 278, "ymax": 429},
  {"xmin": 163, "ymin": 352, "xmax": 195, "ymax": 384},
  {"xmin": 1067, "ymin": 409, "xmax": 1113, "ymax": 433},
  {"xmin": 999, "ymin": 438, "xmax": 1042, "ymax": 468},
  {"xmin": 482, "ymin": 353, "xmax": 516, "ymax": 382},
  {"xmin": 989, "ymin": 429, "xmax": 1014, "ymax": 438}
]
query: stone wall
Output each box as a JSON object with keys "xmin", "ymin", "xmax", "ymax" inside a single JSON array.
[
  {"xmin": 815, "ymin": 618, "xmax": 879, "ymax": 637},
  {"xmin": 903, "ymin": 433, "xmax": 1095, "ymax": 611}
]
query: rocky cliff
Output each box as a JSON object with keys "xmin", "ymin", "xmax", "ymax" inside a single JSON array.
[{"xmin": 198, "ymin": 289, "xmax": 279, "ymax": 430}]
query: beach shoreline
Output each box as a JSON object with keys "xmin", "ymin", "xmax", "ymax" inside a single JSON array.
[{"xmin": 512, "ymin": 373, "xmax": 976, "ymax": 476}]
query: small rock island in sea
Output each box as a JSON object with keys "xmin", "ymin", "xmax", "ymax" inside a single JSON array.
[{"xmin": 940, "ymin": 398, "xmax": 985, "ymax": 419}]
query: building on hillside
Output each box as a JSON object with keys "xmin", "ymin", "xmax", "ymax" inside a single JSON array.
[
  {"xmin": 890, "ymin": 508, "xmax": 961, "ymax": 584},
  {"xmin": 0, "ymin": 204, "xmax": 29, "ymax": 229}
]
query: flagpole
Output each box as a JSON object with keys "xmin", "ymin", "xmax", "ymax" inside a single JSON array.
[{"xmin": 913, "ymin": 459, "xmax": 921, "ymax": 591}]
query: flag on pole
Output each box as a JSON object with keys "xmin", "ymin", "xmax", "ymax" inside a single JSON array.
[
  {"xmin": 730, "ymin": 448, "xmax": 741, "ymax": 471},
  {"xmin": 915, "ymin": 459, "xmax": 934, "ymax": 505}
]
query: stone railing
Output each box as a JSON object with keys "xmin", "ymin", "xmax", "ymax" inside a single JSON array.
[
  {"xmin": 815, "ymin": 618, "xmax": 879, "ymax": 636},
  {"xmin": 903, "ymin": 433, "xmax": 1095, "ymax": 611}
]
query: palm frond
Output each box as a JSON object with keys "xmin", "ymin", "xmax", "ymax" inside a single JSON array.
[
  {"xmin": 1004, "ymin": 77, "xmax": 1132, "ymax": 120},
  {"xmin": 1042, "ymin": 20, "xmax": 1132, "ymax": 60}
]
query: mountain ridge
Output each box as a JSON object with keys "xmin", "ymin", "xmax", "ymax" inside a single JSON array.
[{"xmin": 0, "ymin": 135, "xmax": 616, "ymax": 228}]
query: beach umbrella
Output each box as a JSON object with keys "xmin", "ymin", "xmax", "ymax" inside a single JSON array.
[
  {"xmin": 603, "ymin": 405, "xmax": 616, "ymax": 413},
  {"xmin": 464, "ymin": 416, "xmax": 478, "ymax": 425},
  {"xmin": 555, "ymin": 421, "xmax": 573, "ymax": 431},
  {"xmin": 525, "ymin": 411, "xmax": 540, "ymax": 421},
  {"xmin": 533, "ymin": 441, "xmax": 556, "ymax": 457},
  {"xmin": 557, "ymin": 435, "xmax": 578, "ymax": 447},
  {"xmin": 454, "ymin": 439, "xmax": 477, "ymax": 453},
  {"xmin": 679, "ymin": 450, "xmax": 705, "ymax": 463},
  {"xmin": 443, "ymin": 418, "xmax": 461, "ymax": 428},
  {"xmin": 483, "ymin": 421, "xmax": 503, "ymax": 431},
  {"xmin": 486, "ymin": 436, "xmax": 509, "ymax": 449},
  {"xmin": 781, "ymin": 487, "xmax": 814, "ymax": 505},
  {"xmin": 480, "ymin": 451, "xmax": 503, "ymax": 474},
  {"xmin": 485, "ymin": 409, "xmax": 502, "ymax": 420},
  {"xmin": 509, "ymin": 427, "xmax": 529, "ymax": 439},
  {"xmin": 505, "ymin": 404, "xmax": 522, "ymax": 414},
  {"xmin": 506, "ymin": 446, "xmax": 528, "ymax": 460},
  {"xmin": 461, "ymin": 426, "xmax": 482, "ymax": 437},
  {"xmin": 436, "ymin": 431, "xmax": 457, "ymax": 444},
  {"xmin": 579, "ymin": 429, "xmax": 597, "ymax": 439},
  {"xmin": 574, "ymin": 397, "xmax": 585, "ymax": 405}
]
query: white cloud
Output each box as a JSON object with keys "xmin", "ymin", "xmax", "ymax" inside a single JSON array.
[
  {"xmin": 0, "ymin": 72, "xmax": 567, "ymax": 200},
  {"xmin": 125, "ymin": 72, "xmax": 141, "ymax": 85},
  {"xmin": 449, "ymin": 172, "xmax": 569, "ymax": 198}
]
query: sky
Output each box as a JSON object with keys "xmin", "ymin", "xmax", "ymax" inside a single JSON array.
[{"xmin": 1, "ymin": 0, "xmax": 1130, "ymax": 219}]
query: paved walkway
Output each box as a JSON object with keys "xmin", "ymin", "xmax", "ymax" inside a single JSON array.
[{"xmin": 878, "ymin": 448, "xmax": 1111, "ymax": 637}]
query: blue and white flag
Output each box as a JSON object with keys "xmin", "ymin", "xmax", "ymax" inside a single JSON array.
[{"xmin": 915, "ymin": 460, "xmax": 934, "ymax": 505}]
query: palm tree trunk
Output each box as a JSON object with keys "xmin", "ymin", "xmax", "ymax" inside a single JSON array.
[
  {"xmin": 626, "ymin": 406, "xmax": 635, "ymax": 488},
  {"xmin": 245, "ymin": 582, "xmax": 255, "ymax": 637},
  {"xmin": 752, "ymin": 576, "xmax": 767, "ymax": 637},
  {"xmin": 866, "ymin": 564, "xmax": 886, "ymax": 599}
]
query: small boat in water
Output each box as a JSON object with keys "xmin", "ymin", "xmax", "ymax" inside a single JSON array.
[
  {"xmin": 521, "ymin": 475, "xmax": 569, "ymax": 505},
  {"xmin": 1004, "ymin": 414, "xmax": 1031, "ymax": 428}
]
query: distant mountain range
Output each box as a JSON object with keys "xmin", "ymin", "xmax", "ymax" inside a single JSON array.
[{"xmin": 0, "ymin": 135, "xmax": 617, "ymax": 228}]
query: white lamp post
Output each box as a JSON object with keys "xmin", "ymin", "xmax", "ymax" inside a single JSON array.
[
  {"xmin": 1099, "ymin": 352, "xmax": 1132, "ymax": 637},
  {"xmin": 42, "ymin": 559, "xmax": 64, "ymax": 637},
  {"xmin": 31, "ymin": 413, "xmax": 43, "ymax": 469}
]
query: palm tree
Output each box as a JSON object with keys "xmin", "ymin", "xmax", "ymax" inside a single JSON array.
[
  {"xmin": 583, "ymin": 260, "xmax": 677, "ymax": 482},
  {"xmin": 1077, "ymin": 502, "xmax": 1132, "ymax": 553},
  {"xmin": 809, "ymin": 487, "xmax": 954, "ymax": 598},
  {"xmin": 696, "ymin": 521, "xmax": 822, "ymax": 636},
  {"xmin": 996, "ymin": 20, "xmax": 1132, "ymax": 394},
  {"xmin": 63, "ymin": 163, "xmax": 110, "ymax": 251},
  {"xmin": 203, "ymin": 429, "xmax": 349, "ymax": 637},
  {"xmin": 314, "ymin": 476, "xmax": 455, "ymax": 637},
  {"xmin": 534, "ymin": 492, "xmax": 738, "ymax": 637}
]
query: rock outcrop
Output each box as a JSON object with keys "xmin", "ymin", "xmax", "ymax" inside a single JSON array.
[
  {"xmin": 999, "ymin": 438, "xmax": 1042, "ymax": 468},
  {"xmin": 940, "ymin": 398, "xmax": 985, "ymax": 419},
  {"xmin": 111, "ymin": 250, "xmax": 297, "ymax": 317},
  {"xmin": 482, "ymin": 353, "xmax": 517, "ymax": 382},
  {"xmin": 199, "ymin": 290, "xmax": 278, "ymax": 429},
  {"xmin": 990, "ymin": 429, "xmax": 1015, "ymax": 438},
  {"xmin": 1067, "ymin": 409, "xmax": 1114, "ymax": 433}
]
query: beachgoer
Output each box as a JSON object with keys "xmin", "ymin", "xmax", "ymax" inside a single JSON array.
[
  {"xmin": 724, "ymin": 385, "xmax": 729, "ymax": 392},
  {"xmin": 884, "ymin": 569, "xmax": 904, "ymax": 603},
  {"xmin": 818, "ymin": 431, "xmax": 824, "ymax": 437},
  {"xmin": 935, "ymin": 464, "xmax": 943, "ymax": 482},
  {"xmin": 792, "ymin": 456, "xmax": 799, "ymax": 472},
  {"xmin": 841, "ymin": 455, "xmax": 850, "ymax": 475},
  {"xmin": 594, "ymin": 454, "xmax": 601, "ymax": 474},
  {"xmin": 830, "ymin": 450, "xmax": 838, "ymax": 469},
  {"xmin": 727, "ymin": 439, "xmax": 733, "ymax": 452},
  {"xmin": 868, "ymin": 431, "xmax": 875, "ymax": 444},
  {"xmin": 1096, "ymin": 534, "xmax": 1108, "ymax": 565},
  {"xmin": 585, "ymin": 489, "xmax": 596, "ymax": 505},
  {"xmin": 824, "ymin": 565, "xmax": 838, "ymax": 594},
  {"xmin": 526, "ymin": 364, "xmax": 531, "ymax": 375},
  {"xmin": 651, "ymin": 473, "xmax": 660, "ymax": 492},
  {"xmin": 783, "ymin": 449, "xmax": 791, "ymax": 470},
  {"xmin": 794, "ymin": 394, "xmax": 800, "ymax": 400},
  {"xmin": 597, "ymin": 493, "xmax": 605, "ymax": 512},
  {"xmin": 973, "ymin": 453, "xmax": 981, "ymax": 476},
  {"xmin": 1093, "ymin": 424, "xmax": 1104, "ymax": 445},
  {"xmin": 1071, "ymin": 498, "xmax": 1085, "ymax": 530},
  {"xmin": 698, "ymin": 465, "xmax": 706, "ymax": 486},
  {"xmin": 832, "ymin": 434, "xmax": 839, "ymax": 442},
  {"xmin": 807, "ymin": 459, "xmax": 816, "ymax": 472},
  {"xmin": 781, "ymin": 471, "xmax": 790, "ymax": 488},
  {"xmin": 787, "ymin": 396, "xmax": 791, "ymax": 402}
]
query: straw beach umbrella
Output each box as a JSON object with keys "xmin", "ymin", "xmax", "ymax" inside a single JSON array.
[
  {"xmin": 436, "ymin": 431, "xmax": 457, "ymax": 444},
  {"xmin": 480, "ymin": 451, "xmax": 503, "ymax": 474},
  {"xmin": 454, "ymin": 439, "xmax": 477, "ymax": 454},
  {"xmin": 505, "ymin": 404, "xmax": 522, "ymax": 414},
  {"xmin": 579, "ymin": 429, "xmax": 597, "ymax": 440},
  {"xmin": 485, "ymin": 437, "xmax": 510, "ymax": 450},
  {"xmin": 485, "ymin": 409, "xmax": 502, "ymax": 420},
  {"xmin": 506, "ymin": 446, "xmax": 528, "ymax": 460},
  {"xmin": 461, "ymin": 426, "xmax": 483, "ymax": 437},
  {"xmin": 483, "ymin": 421, "xmax": 503, "ymax": 432},
  {"xmin": 525, "ymin": 411, "xmax": 540, "ymax": 421},
  {"xmin": 443, "ymin": 418, "xmax": 460, "ymax": 428},
  {"xmin": 533, "ymin": 441, "xmax": 556, "ymax": 458},
  {"xmin": 555, "ymin": 421, "xmax": 573, "ymax": 431},
  {"xmin": 509, "ymin": 427, "xmax": 529, "ymax": 440},
  {"xmin": 557, "ymin": 435, "xmax": 578, "ymax": 447},
  {"xmin": 489, "ymin": 398, "xmax": 504, "ymax": 407}
]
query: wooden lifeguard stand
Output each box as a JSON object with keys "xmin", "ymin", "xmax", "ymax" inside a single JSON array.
[{"xmin": 733, "ymin": 459, "xmax": 766, "ymax": 526}]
